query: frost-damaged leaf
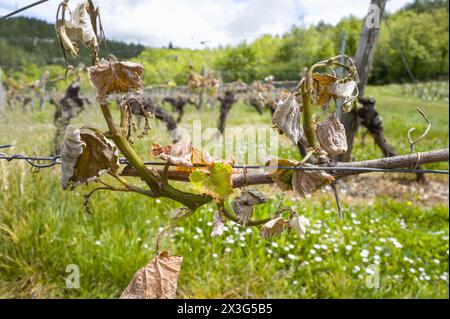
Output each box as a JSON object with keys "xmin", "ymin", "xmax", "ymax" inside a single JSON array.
[
  {"xmin": 210, "ymin": 211, "xmax": 224, "ymax": 237},
  {"xmin": 316, "ymin": 113, "xmax": 348, "ymax": 157},
  {"xmin": 56, "ymin": 1, "xmax": 98, "ymax": 57},
  {"xmin": 272, "ymin": 93, "xmax": 303, "ymax": 144},
  {"xmin": 327, "ymin": 80, "xmax": 357, "ymax": 111},
  {"xmin": 289, "ymin": 215, "xmax": 310, "ymax": 235},
  {"xmin": 152, "ymin": 140, "xmax": 193, "ymax": 167},
  {"xmin": 312, "ymin": 73, "xmax": 337, "ymax": 107},
  {"xmin": 189, "ymin": 163, "xmax": 234, "ymax": 202},
  {"xmin": 260, "ymin": 217, "xmax": 287, "ymax": 239},
  {"xmin": 312, "ymin": 73, "xmax": 357, "ymax": 110},
  {"xmin": 120, "ymin": 251, "xmax": 183, "ymax": 299},
  {"xmin": 60, "ymin": 126, "xmax": 120, "ymax": 190},
  {"xmin": 88, "ymin": 59, "xmax": 144, "ymax": 102},
  {"xmin": 151, "ymin": 140, "xmax": 215, "ymax": 169},
  {"xmin": 292, "ymin": 164, "xmax": 335, "ymax": 197},
  {"xmin": 232, "ymin": 189, "xmax": 267, "ymax": 225},
  {"xmin": 268, "ymin": 158, "xmax": 299, "ymax": 191},
  {"xmin": 61, "ymin": 125, "xmax": 85, "ymax": 190}
]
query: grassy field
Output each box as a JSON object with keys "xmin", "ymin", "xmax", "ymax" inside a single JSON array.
[{"xmin": 0, "ymin": 83, "xmax": 448, "ymax": 298}]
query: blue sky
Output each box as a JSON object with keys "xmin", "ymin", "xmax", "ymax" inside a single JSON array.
[{"xmin": 0, "ymin": 0, "xmax": 413, "ymax": 48}]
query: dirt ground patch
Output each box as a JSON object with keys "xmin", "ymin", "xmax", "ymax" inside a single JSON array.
[{"xmin": 335, "ymin": 174, "xmax": 449, "ymax": 206}]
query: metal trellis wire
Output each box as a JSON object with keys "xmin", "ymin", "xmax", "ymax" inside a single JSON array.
[{"xmin": 0, "ymin": 145, "xmax": 448, "ymax": 175}]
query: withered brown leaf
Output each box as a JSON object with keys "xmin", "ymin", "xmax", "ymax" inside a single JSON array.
[
  {"xmin": 120, "ymin": 251, "xmax": 183, "ymax": 299},
  {"xmin": 60, "ymin": 126, "xmax": 119, "ymax": 190},
  {"xmin": 56, "ymin": 1, "xmax": 98, "ymax": 57},
  {"xmin": 312, "ymin": 73, "xmax": 337, "ymax": 107},
  {"xmin": 231, "ymin": 189, "xmax": 267, "ymax": 225},
  {"xmin": 316, "ymin": 112, "xmax": 348, "ymax": 157},
  {"xmin": 292, "ymin": 164, "xmax": 335, "ymax": 197},
  {"xmin": 210, "ymin": 211, "xmax": 225, "ymax": 237},
  {"xmin": 260, "ymin": 217, "xmax": 287, "ymax": 239},
  {"xmin": 88, "ymin": 59, "xmax": 144, "ymax": 102},
  {"xmin": 272, "ymin": 93, "xmax": 303, "ymax": 145},
  {"xmin": 268, "ymin": 158, "xmax": 299, "ymax": 191},
  {"xmin": 289, "ymin": 215, "xmax": 310, "ymax": 235}
]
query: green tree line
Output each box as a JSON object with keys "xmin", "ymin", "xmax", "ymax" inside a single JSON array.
[{"xmin": 0, "ymin": 0, "xmax": 448, "ymax": 85}]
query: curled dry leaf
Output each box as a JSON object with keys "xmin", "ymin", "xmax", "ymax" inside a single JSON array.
[
  {"xmin": 272, "ymin": 93, "xmax": 303, "ymax": 145},
  {"xmin": 88, "ymin": 59, "xmax": 144, "ymax": 102},
  {"xmin": 61, "ymin": 125, "xmax": 85, "ymax": 190},
  {"xmin": 60, "ymin": 125, "xmax": 120, "ymax": 190},
  {"xmin": 316, "ymin": 112, "xmax": 348, "ymax": 157},
  {"xmin": 312, "ymin": 73, "xmax": 337, "ymax": 107},
  {"xmin": 268, "ymin": 158, "xmax": 299, "ymax": 191},
  {"xmin": 151, "ymin": 140, "xmax": 215, "ymax": 169},
  {"xmin": 231, "ymin": 189, "xmax": 267, "ymax": 225},
  {"xmin": 312, "ymin": 73, "xmax": 357, "ymax": 110},
  {"xmin": 292, "ymin": 164, "xmax": 335, "ymax": 197},
  {"xmin": 327, "ymin": 80, "xmax": 357, "ymax": 111},
  {"xmin": 289, "ymin": 215, "xmax": 310, "ymax": 235},
  {"xmin": 120, "ymin": 251, "xmax": 183, "ymax": 299},
  {"xmin": 210, "ymin": 211, "xmax": 224, "ymax": 237},
  {"xmin": 152, "ymin": 140, "xmax": 193, "ymax": 167},
  {"xmin": 56, "ymin": 1, "xmax": 98, "ymax": 57},
  {"xmin": 260, "ymin": 217, "xmax": 288, "ymax": 239}
]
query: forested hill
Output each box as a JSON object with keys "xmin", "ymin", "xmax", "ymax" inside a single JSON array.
[{"xmin": 0, "ymin": 17, "xmax": 145, "ymax": 69}]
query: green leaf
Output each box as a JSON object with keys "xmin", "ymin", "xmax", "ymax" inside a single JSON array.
[{"xmin": 189, "ymin": 163, "xmax": 234, "ymax": 202}]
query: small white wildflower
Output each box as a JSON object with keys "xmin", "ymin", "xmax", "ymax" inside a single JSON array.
[
  {"xmin": 142, "ymin": 243, "xmax": 149, "ymax": 249},
  {"xmin": 345, "ymin": 245, "xmax": 353, "ymax": 251},
  {"xmin": 313, "ymin": 244, "xmax": 321, "ymax": 249},
  {"xmin": 271, "ymin": 242, "xmax": 279, "ymax": 248},
  {"xmin": 207, "ymin": 222, "xmax": 213, "ymax": 227},
  {"xmin": 267, "ymin": 249, "xmax": 273, "ymax": 254},
  {"xmin": 310, "ymin": 249, "xmax": 316, "ymax": 255},
  {"xmin": 314, "ymin": 256, "xmax": 323, "ymax": 263},
  {"xmin": 225, "ymin": 247, "xmax": 231, "ymax": 253},
  {"xmin": 352, "ymin": 266, "xmax": 361, "ymax": 273},
  {"xmin": 246, "ymin": 228, "xmax": 253, "ymax": 234},
  {"xmin": 94, "ymin": 240, "xmax": 101, "ymax": 246},
  {"xmin": 360, "ymin": 249, "xmax": 369, "ymax": 258},
  {"xmin": 196, "ymin": 227, "xmax": 203, "ymax": 234},
  {"xmin": 193, "ymin": 234, "xmax": 199, "ymax": 239},
  {"xmin": 278, "ymin": 258, "xmax": 285, "ymax": 263},
  {"xmin": 212, "ymin": 253, "xmax": 218, "ymax": 258},
  {"xmin": 433, "ymin": 259, "xmax": 440, "ymax": 264},
  {"xmin": 287, "ymin": 254, "xmax": 296, "ymax": 260},
  {"xmin": 320, "ymin": 245, "xmax": 328, "ymax": 250},
  {"xmin": 375, "ymin": 246, "xmax": 382, "ymax": 252},
  {"xmin": 365, "ymin": 268, "xmax": 375, "ymax": 275},
  {"xmin": 409, "ymin": 268, "xmax": 416, "ymax": 274},
  {"xmin": 155, "ymin": 199, "xmax": 161, "ymax": 204},
  {"xmin": 292, "ymin": 280, "xmax": 299, "ymax": 285}
]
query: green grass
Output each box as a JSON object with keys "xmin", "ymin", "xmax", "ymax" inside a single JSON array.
[{"xmin": 0, "ymin": 83, "xmax": 448, "ymax": 298}]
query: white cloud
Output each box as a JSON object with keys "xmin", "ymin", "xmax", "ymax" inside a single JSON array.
[{"xmin": 0, "ymin": 0, "xmax": 413, "ymax": 48}]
